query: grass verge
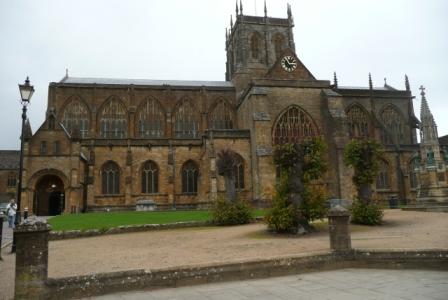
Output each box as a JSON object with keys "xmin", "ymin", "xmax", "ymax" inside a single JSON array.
[{"xmin": 49, "ymin": 209, "xmax": 266, "ymax": 231}]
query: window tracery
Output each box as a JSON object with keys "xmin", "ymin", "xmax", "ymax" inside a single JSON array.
[
  {"xmin": 174, "ymin": 99, "xmax": 199, "ymax": 138},
  {"xmin": 182, "ymin": 160, "xmax": 198, "ymax": 194},
  {"xmin": 101, "ymin": 161, "xmax": 120, "ymax": 195},
  {"xmin": 209, "ymin": 100, "xmax": 234, "ymax": 129},
  {"xmin": 141, "ymin": 161, "xmax": 159, "ymax": 194},
  {"xmin": 61, "ymin": 99, "xmax": 90, "ymax": 138},
  {"xmin": 273, "ymin": 106, "xmax": 318, "ymax": 145},
  {"xmin": 99, "ymin": 98, "xmax": 127, "ymax": 139},
  {"xmin": 346, "ymin": 104, "xmax": 370, "ymax": 138},
  {"xmin": 376, "ymin": 160, "xmax": 390, "ymax": 190},
  {"xmin": 233, "ymin": 154, "xmax": 244, "ymax": 190},
  {"xmin": 137, "ymin": 98, "xmax": 164, "ymax": 138},
  {"xmin": 380, "ymin": 105, "xmax": 404, "ymax": 144}
]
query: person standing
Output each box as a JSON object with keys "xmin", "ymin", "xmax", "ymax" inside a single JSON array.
[{"xmin": 6, "ymin": 199, "xmax": 17, "ymax": 229}]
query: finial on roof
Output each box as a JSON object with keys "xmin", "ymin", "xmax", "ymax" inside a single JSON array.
[
  {"xmin": 405, "ymin": 74, "xmax": 410, "ymax": 92},
  {"xmin": 264, "ymin": 0, "xmax": 267, "ymax": 17},
  {"xmin": 240, "ymin": 0, "xmax": 243, "ymax": 15},
  {"xmin": 287, "ymin": 3, "xmax": 292, "ymax": 18},
  {"xmin": 236, "ymin": 0, "xmax": 239, "ymax": 16},
  {"xmin": 230, "ymin": 15, "xmax": 233, "ymax": 28},
  {"xmin": 333, "ymin": 72, "xmax": 338, "ymax": 88},
  {"xmin": 420, "ymin": 85, "xmax": 426, "ymax": 98},
  {"xmin": 369, "ymin": 73, "xmax": 373, "ymax": 90},
  {"xmin": 384, "ymin": 77, "xmax": 387, "ymax": 87},
  {"xmin": 65, "ymin": 68, "xmax": 69, "ymax": 77}
]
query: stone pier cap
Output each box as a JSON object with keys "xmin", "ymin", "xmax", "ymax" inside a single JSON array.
[{"xmin": 15, "ymin": 217, "xmax": 51, "ymax": 233}]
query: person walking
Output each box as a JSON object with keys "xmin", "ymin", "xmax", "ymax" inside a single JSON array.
[{"xmin": 6, "ymin": 199, "xmax": 17, "ymax": 229}]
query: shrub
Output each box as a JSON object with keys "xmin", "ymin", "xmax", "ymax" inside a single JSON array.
[
  {"xmin": 351, "ymin": 200, "xmax": 383, "ymax": 225},
  {"xmin": 212, "ymin": 197, "xmax": 253, "ymax": 226},
  {"xmin": 301, "ymin": 184, "xmax": 328, "ymax": 223},
  {"xmin": 265, "ymin": 193, "xmax": 297, "ymax": 233}
]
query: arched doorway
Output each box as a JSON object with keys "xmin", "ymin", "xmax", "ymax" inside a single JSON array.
[{"xmin": 34, "ymin": 175, "xmax": 65, "ymax": 216}]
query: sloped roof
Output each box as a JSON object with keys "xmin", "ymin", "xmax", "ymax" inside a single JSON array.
[
  {"xmin": 59, "ymin": 77, "xmax": 234, "ymax": 88},
  {"xmin": 0, "ymin": 150, "xmax": 19, "ymax": 170},
  {"xmin": 439, "ymin": 135, "xmax": 448, "ymax": 145}
]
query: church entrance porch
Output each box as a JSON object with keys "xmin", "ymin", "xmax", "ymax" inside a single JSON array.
[{"xmin": 33, "ymin": 175, "xmax": 65, "ymax": 216}]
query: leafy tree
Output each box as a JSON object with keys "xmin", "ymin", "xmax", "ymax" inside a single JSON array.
[
  {"xmin": 217, "ymin": 149, "xmax": 237, "ymax": 202},
  {"xmin": 343, "ymin": 139, "xmax": 382, "ymax": 205},
  {"xmin": 343, "ymin": 138, "xmax": 384, "ymax": 225},
  {"xmin": 267, "ymin": 137, "xmax": 327, "ymax": 233}
]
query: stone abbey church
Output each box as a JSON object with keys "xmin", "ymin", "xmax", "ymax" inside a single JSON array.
[{"xmin": 15, "ymin": 4, "xmax": 445, "ymax": 216}]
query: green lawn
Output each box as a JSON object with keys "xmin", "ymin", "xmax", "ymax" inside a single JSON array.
[{"xmin": 48, "ymin": 209, "xmax": 266, "ymax": 231}]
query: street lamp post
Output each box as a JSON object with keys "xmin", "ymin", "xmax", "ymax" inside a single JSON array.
[{"xmin": 11, "ymin": 77, "xmax": 34, "ymax": 253}]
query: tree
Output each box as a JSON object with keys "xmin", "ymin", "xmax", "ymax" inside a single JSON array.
[
  {"xmin": 343, "ymin": 139, "xmax": 382, "ymax": 205},
  {"xmin": 216, "ymin": 149, "xmax": 237, "ymax": 202},
  {"xmin": 343, "ymin": 138, "xmax": 384, "ymax": 225},
  {"xmin": 267, "ymin": 138, "xmax": 327, "ymax": 233}
]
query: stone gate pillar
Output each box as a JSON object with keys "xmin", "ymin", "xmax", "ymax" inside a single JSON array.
[
  {"xmin": 327, "ymin": 205, "xmax": 351, "ymax": 253},
  {"xmin": 14, "ymin": 219, "xmax": 50, "ymax": 300}
]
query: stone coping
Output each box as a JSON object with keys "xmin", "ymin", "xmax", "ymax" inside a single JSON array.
[
  {"xmin": 49, "ymin": 217, "xmax": 265, "ymax": 241},
  {"xmin": 44, "ymin": 249, "xmax": 448, "ymax": 299}
]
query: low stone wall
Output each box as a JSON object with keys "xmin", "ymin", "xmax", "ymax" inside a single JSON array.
[{"xmin": 43, "ymin": 249, "xmax": 448, "ymax": 300}]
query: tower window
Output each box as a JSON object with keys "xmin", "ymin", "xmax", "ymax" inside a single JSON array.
[
  {"xmin": 53, "ymin": 141, "xmax": 61, "ymax": 155},
  {"xmin": 250, "ymin": 32, "xmax": 262, "ymax": 60}
]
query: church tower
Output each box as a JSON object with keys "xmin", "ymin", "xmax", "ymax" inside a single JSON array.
[
  {"xmin": 225, "ymin": 2, "xmax": 296, "ymax": 90},
  {"xmin": 417, "ymin": 86, "xmax": 448, "ymax": 204}
]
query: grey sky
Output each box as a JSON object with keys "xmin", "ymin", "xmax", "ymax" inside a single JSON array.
[{"xmin": 0, "ymin": 0, "xmax": 447, "ymax": 149}]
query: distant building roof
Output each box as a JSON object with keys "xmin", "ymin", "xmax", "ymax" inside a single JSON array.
[
  {"xmin": 58, "ymin": 76, "xmax": 234, "ymax": 88},
  {"xmin": 0, "ymin": 150, "xmax": 19, "ymax": 170},
  {"xmin": 439, "ymin": 135, "xmax": 448, "ymax": 145}
]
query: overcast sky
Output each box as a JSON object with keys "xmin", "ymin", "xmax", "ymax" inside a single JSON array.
[{"xmin": 0, "ymin": 0, "xmax": 447, "ymax": 150}]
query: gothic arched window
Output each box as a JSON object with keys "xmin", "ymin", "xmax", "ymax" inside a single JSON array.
[
  {"xmin": 137, "ymin": 97, "xmax": 165, "ymax": 138},
  {"xmin": 273, "ymin": 106, "xmax": 318, "ymax": 145},
  {"xmin": 273, "ymin": 33, "xmax": 285, "ymax": 59},
  {"xmin": 346, "ymin": 104, "xmax": 370, "ymax": 138},
  {"xmin": 61, "ymin": 98, "xmax": 90, "ymax": 138},
  {"xmin": 48, "ymin": 115, "xmax": 55, "ymax": 130},
  {"xmin": 7, "ymin": 172, "xmax": 17, "ymax": 188},
  {"xmin": 99, "ymin": 98, "xmax": 127, "ymax": 138},
  {"xmin": 409, "ymin": 158, "xmax": 419, "ymax": 189},
  {"xmin": 141, "ymin": 161, "xmax": 159, "ymax": 194},
  {"xmin": 233, "ymin": 154, "xmax": 245, "ymax": 190},
  {"xmin": 182, "ymin": 160, "xmax": 198, "ymax": 194},
  {"xmin": 101, "ymin": 161, "xmax": 120, "ymax": 195},
  {"xmin": 380, "ymin": 105, "xmax": 405, "ymax": 145},
  {"xmin": 209, "ymin": 100, "xmax": 234, "ymax": 129},
  {"xmin": 174, "ymin": 98, "xmax": 199, "ymax": 138},
  {"xmin": 251, "ymin": 32, "xmax": 262, "ymax": 60},
  {"xmin": 376, "ymin": 160, "xmax": 390, "ymax": 190}
]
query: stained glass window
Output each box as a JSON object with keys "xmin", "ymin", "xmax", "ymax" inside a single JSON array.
[
  {"xmin": 99, "ymin": 98, "xmax": 127, "ymax": 138},
  {"xmin": 138, "ymin": 97, "xmax": 164, "ymax": 138},
  {"xmin": 141, "ymin": 161, "xmax": 159, "ymax": 194},
  {"xmin": 174, "ymin": 98, "xmax": 199, "ymax": 138},
  {"xmin": 62, "ymin": 98, "xmax": 90, "ymax": 138},
  {"xmin": 182, "ymin": 160, "xmax": 198, "ymax": 194},
  {"xmin": 346, "ymin": 105, "xmax": 370, "ymax": 138},
  {"xmin": 101, "ymin": 161, "xmax": 120, "ymax": 195},
  {"xmin": 209, "ymin": 100, "xmax": 234, "ymax": 129}
]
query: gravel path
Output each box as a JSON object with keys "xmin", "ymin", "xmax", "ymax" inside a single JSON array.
[{"xmin": 1, "ymin": 210, "xmax": 447, "ymax": 300}]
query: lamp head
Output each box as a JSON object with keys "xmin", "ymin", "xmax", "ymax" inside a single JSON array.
[{"xmin": 18, "ymin": 76, "xmax": 34, "ymax": 105}]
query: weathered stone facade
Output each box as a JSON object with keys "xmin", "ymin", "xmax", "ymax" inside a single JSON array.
[{"xmin": 19, "ymin": 7, "xmax": 423, "ymax": 215}]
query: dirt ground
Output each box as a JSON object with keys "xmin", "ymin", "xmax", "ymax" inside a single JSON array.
[{"xmin": 1, "ymin": 210, "xmax": 447, "ymax": 299}]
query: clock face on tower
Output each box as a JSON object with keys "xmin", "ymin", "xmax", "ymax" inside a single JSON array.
[{"xmin": 281, "ymin": 55, "xmax": 298, "ymax": 72}]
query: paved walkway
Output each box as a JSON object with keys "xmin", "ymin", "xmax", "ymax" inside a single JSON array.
[
  {"xmin": 84, "ymin": 268, "xmax": 448, "ymax": 300},
  {"xmin": 1, "ymin": 218, "xmax": 13, "ymax": 248}
]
